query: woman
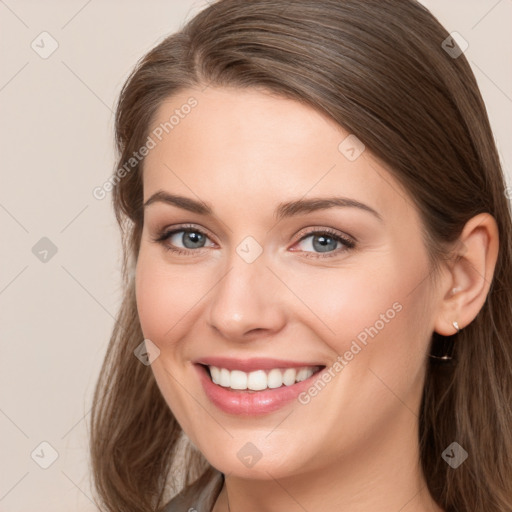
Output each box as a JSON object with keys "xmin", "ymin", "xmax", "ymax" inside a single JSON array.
[{"xmin": 89, "ymin": 1, "xmax": 512, "ymax": 511}]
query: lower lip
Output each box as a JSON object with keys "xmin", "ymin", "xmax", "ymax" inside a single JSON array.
[{"xmin": 195, "ymin": 364, "xmax": 324, "ymax": 415}]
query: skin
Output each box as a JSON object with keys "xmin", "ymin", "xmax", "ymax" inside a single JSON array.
[{"xmin": 135, "ymin": 86, "xmax": 499, "ymax": 512}]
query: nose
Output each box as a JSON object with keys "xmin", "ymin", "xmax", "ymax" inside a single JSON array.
[{"xmin": 206, "ymin": 253, "xmax": 287, "ymax": 342}]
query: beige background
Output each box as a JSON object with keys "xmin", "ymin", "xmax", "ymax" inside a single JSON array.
[{"xmin": 1, "ymin": 1, "xmax": 510, "ymax": 510}]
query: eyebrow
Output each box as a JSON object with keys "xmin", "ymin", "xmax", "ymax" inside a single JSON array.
[{"xmin": 143, "ymin": 191, "xmax": 383, "ymax": 222}]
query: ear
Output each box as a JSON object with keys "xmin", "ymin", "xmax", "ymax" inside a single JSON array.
[{"xmin": 433, "ymin": 213, "xmax": 499, "ymax": 336}]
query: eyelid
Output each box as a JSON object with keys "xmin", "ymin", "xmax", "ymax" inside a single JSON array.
[
  {"xmin": 153, "ymin": 224, "xmax": 216, "ymax": 243},
  {"xmin": 294, "ymin": 225, "xmax": 356, "ymax": 244},
  {"xmin": 291, "ymin": 227, "xmax": 356, "ymax": 258},
  {"xmin": 152, "ymin": 224, "xmax": 216, "ymax": 249},
  {"xmin": 152, "ymin": 223, "xmax": 356, "ymax": 258}
]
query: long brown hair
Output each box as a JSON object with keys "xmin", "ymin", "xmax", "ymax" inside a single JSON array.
[{"xmin": 89, "ymin": 1, "xmax": 512, "ymax": 510}]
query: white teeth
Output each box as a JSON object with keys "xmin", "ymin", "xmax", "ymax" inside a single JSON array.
[
  {"xmin": 210, "ymin": 366, "xmax": 221, "ymax": 384},
  {"xmin": 230, "ymin": 370, "xmax": 247, "ymax": 390},
  {"xmin": 207, "ymin": 365, "xmax": 320, "ymax": 391},
  {"xmin": 267, "ymin": 368, "xmax": 283, "ymax": 388},
  {"xmin": 220, "ymin": 368, "xmax": 230, "ymax": 387},
  {"xmin": 282, "ymin": 368, "xmax": 296, "ymax": 386},
  {"xmin": 296, "ymin": 367, "xmax": 314, "ymax": 382},
  {"xmin": 247, "ymin": 370, "xmax": 267, "ymax": 390}
]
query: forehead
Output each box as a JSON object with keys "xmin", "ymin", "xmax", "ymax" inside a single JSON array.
[{"xmin": 142, "ymin": 86, "xmax": 411, "ymax": 222}]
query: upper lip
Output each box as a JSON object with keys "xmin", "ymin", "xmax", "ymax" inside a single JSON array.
[{"xmin": 195, "ymin": 357, "xmax": 326, "ymax": 372}]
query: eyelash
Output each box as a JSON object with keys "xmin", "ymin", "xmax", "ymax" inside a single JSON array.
[{"xmin": 151, "ymin": 224, "xmax": 356, "ymax": 259}]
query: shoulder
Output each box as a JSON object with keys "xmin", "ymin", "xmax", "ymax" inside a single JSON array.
[{"xmin": 158, "ymin": 467, "xmax": 224, "ymax": 512}]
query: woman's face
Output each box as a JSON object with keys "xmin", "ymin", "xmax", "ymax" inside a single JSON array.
[{"xmin": 136, "ymin": 86, "xmax": 444, "ymax": 479}]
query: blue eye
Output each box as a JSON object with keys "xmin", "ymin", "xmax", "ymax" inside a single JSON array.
[
  {"xmin": 168, "ymin": 230, "xmax": 208, "ymax": 249},
  {"xmin": 152, "ymin": 225, "xmax": 356, "ymax": 258},
  {"xmin": 289, "ymin": 228, "xmax": 356, "ymax": 259},
  {"xmin": 295, "ymin": 230, "xmax": 355, "ymax": 256},
  {"xmin": 153, "ymin": 226, "xmax": 214, "ymax": 255}
]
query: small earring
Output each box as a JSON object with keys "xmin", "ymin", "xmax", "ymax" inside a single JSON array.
[{"xmin": 429, "ymin": 321, "xmax": 461, "ymax": 361}]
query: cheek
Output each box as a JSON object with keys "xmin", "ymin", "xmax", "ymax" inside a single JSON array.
[
  {"xmin": 135, "ymin": 251, "xmax": 209, "ymax": 436},
  {"xmin": 273, "ymin": 259, "xmax": 432, "ymax": 466},
  {"xmin": 135, "ymin": 260, "xmax": 170, "ymax": 343},
  {"xmin": 285, "ymin": 253, "xmax": 433, "ymax": 371},
  {"xmin": 135, "ymin": 250, "xmax": 208, "ymax": 346}
]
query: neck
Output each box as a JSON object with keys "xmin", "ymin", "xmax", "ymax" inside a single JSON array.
[{"xmin": 213, "ymin": 409, "xmax": 443, "ymax": 512}]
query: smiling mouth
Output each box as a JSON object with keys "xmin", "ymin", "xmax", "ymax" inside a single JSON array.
[{"xmin": 201, "ymin": 364, "xmax": 325, "ymax": 392}]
